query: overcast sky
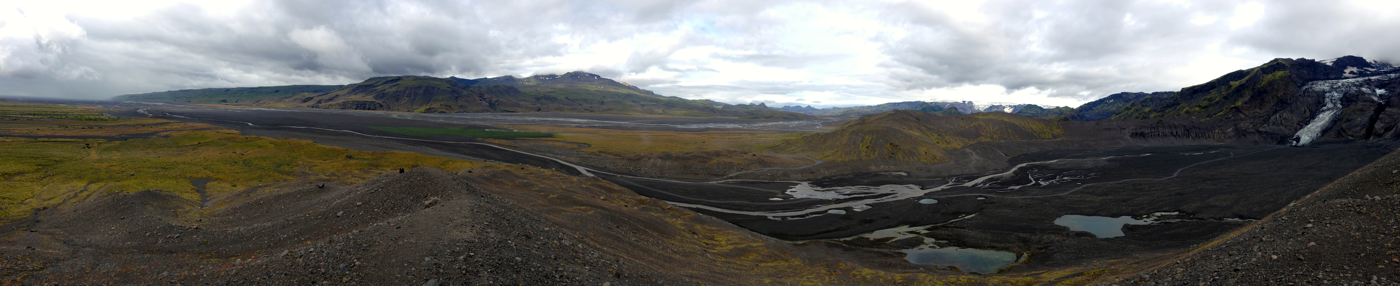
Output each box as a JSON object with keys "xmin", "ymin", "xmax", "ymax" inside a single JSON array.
[{"xmin": 3, "ymin": 0, "xmax": 1399, "ymax": 107}]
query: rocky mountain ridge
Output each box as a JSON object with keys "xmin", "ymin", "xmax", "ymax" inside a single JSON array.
[
  {"xmin": 1109, "ymin": 55, "xmax": 1400, "ymax": 145},
  {"xmin": 1068, "ymin": 91, "xmax": 1174, "ymax": 121}
]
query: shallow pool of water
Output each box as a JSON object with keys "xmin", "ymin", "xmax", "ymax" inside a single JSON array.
[
  {"xmin": 1053, "ymin": 215, "xmax": 1151, "ymax": 238},
  {"xmin": 900, "ymin": 247, "xmax": 1020, "ymax": 274}
]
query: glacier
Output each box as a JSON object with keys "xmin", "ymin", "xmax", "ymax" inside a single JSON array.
[{"xmin": 1289, "ymin": 73, "xmax": 1399, "ymax": 146}]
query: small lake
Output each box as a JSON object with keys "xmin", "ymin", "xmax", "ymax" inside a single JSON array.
[
  {"xmin": 900, "ymin": 247, "xmax": 1020, "ymax": 274},
  {"xmin": 1053, "ymin": 215, "xmax": 1151, "ymax": 238},
  {"xmin": 841, "ymin": 224, "xmax": 1021, "ymax": 274}
]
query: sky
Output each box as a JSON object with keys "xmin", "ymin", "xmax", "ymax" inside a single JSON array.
[{"xmin": 2, "ymin": 0, "xmax": 1399, "ymax": 108}]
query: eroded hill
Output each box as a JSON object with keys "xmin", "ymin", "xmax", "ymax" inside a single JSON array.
[{"xmin": 771, "ymin": 110, "xmax": 1066, "ymax": 164}]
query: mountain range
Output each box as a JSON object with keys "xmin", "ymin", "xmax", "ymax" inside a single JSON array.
[
  {"xmin": 1109, "ymin": 55, "xmax": 1400, "ymax": 145},
  {"xmin": 772, "ymin": 55, "xmax": 1400, "ymax": 169},
  {"xmin": 115, "ymin": 55, "xmax": 1400, "ymax": 144},
  {"xmin": 28, "ymin": 55, "xmax": 1400, "ymax": 284},
  {"xmin": 114, "ymin": 71, "xmax": 815, "ymax": 119}
]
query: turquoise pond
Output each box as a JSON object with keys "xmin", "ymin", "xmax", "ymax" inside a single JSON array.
[{"xmin": 1053, "ymin": 215, "xmax": 1151, "ymax": 238}]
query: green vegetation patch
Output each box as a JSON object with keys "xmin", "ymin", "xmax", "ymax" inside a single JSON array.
[
  {"xmin": 369, "ymin": 126, "xmax": 554, "ymax": 139},
  {"xmin": 0, "ymin": 130, "xmax": 487, "ymax": 222},
  {"xmin": 0, "ymin": 102, "xmax": 117, "ymax": 121}
]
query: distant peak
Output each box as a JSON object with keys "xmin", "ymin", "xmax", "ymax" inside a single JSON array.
[
  {"xmin": 1331, "ymin": 55, "xmax": 1374, "ymax": 69},
  {"xmin": 525, "ymin": 71, "xmax": 609, "ymax": 81}
]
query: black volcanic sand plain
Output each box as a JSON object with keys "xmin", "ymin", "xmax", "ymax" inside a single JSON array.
[
  {"xmin": 675, "ymin": 144, "xmax": 1390, "ymax": 271},
  {"xmin": 1117, "ymin": 140, "xmax": 1400, "ymax": 285},
  {"xmin": 86, "ymin": 102, "xmax": 1396, "ymax": 277}
]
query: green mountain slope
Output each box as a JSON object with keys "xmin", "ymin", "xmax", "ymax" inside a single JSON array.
[
  {"xmin": 288, "ymin": 76, "xmax": 525, "ymax": 113},
  {"xmin": 1068, "ymin": 91, "xmax": 1172, "ymax": 121},
  {"xmin": 1013, "ymin": 104, "xmax": 1076, "ymax": 119},
  {"xmin": 1111, "ymin": 59, "xmax": 1303, "ymax": 120}
]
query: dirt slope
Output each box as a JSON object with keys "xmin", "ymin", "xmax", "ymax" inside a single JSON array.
[
  {"xmin": 0, "ymin": 168, "xmax": 688, "ymax": 285},
  {"xmin": 1113, "ymin": 147, "xmax": 1400, "ymax": 285}
]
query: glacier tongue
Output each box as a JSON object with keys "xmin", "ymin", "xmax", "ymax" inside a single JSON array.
[{"xmin": 1289, "ymin": 73, "xmax": 1400, "ymax": 146}]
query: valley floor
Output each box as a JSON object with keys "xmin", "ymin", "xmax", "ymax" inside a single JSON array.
[
  {"xmin": 3, "ymin": 99, "xmax": 1397, "ymax": 285},
  {"xmin": 1117, "ymin": 144, "xmax": 1400, "ymax": 285}
]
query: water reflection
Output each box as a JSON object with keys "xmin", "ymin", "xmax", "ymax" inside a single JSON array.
[
  {"xmin": 843, "ymin": 222, "xmax": 1023, "ymax": 274},
  {"xmin": 1053, "ymin": 215, "xmax": 1151, "ymax": 238}
]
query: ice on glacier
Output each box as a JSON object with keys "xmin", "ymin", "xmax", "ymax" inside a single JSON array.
[{"xmin": 1289, "ymin": 73, "xmax": 1400, "ymax": 146}]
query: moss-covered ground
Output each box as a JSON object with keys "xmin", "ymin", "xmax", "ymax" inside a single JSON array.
[{"xmin": 0, "ymin": 100, "xmax": 484, "ymax": 222}]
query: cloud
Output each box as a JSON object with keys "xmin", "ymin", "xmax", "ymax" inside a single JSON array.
[
  {"xmin": 0, "ymin": 0, "xmax": 1396, "ymax": 107},
  {"xmin": 0, "ymin": 6, "xmax": 94, "ymax": 80},
  {"xmin": 1227, "ymin": 0, "xmax": 1400, "ymax": 63},
  {"xmin": 288, "ymin": 27, "xmax": 370, "ymax": 73}
]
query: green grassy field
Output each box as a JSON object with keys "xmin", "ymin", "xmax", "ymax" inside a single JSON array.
[
  {"xmin": 369, "ymin": 126, "xmax": 554, "ymax": 139},
  {"xmin": 0, "ymin": 102, "xmax": 118, "ymax": 121},
  {"xmin": 0, "ymin": 100, "xmax": 495, "ymax": 222}
]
